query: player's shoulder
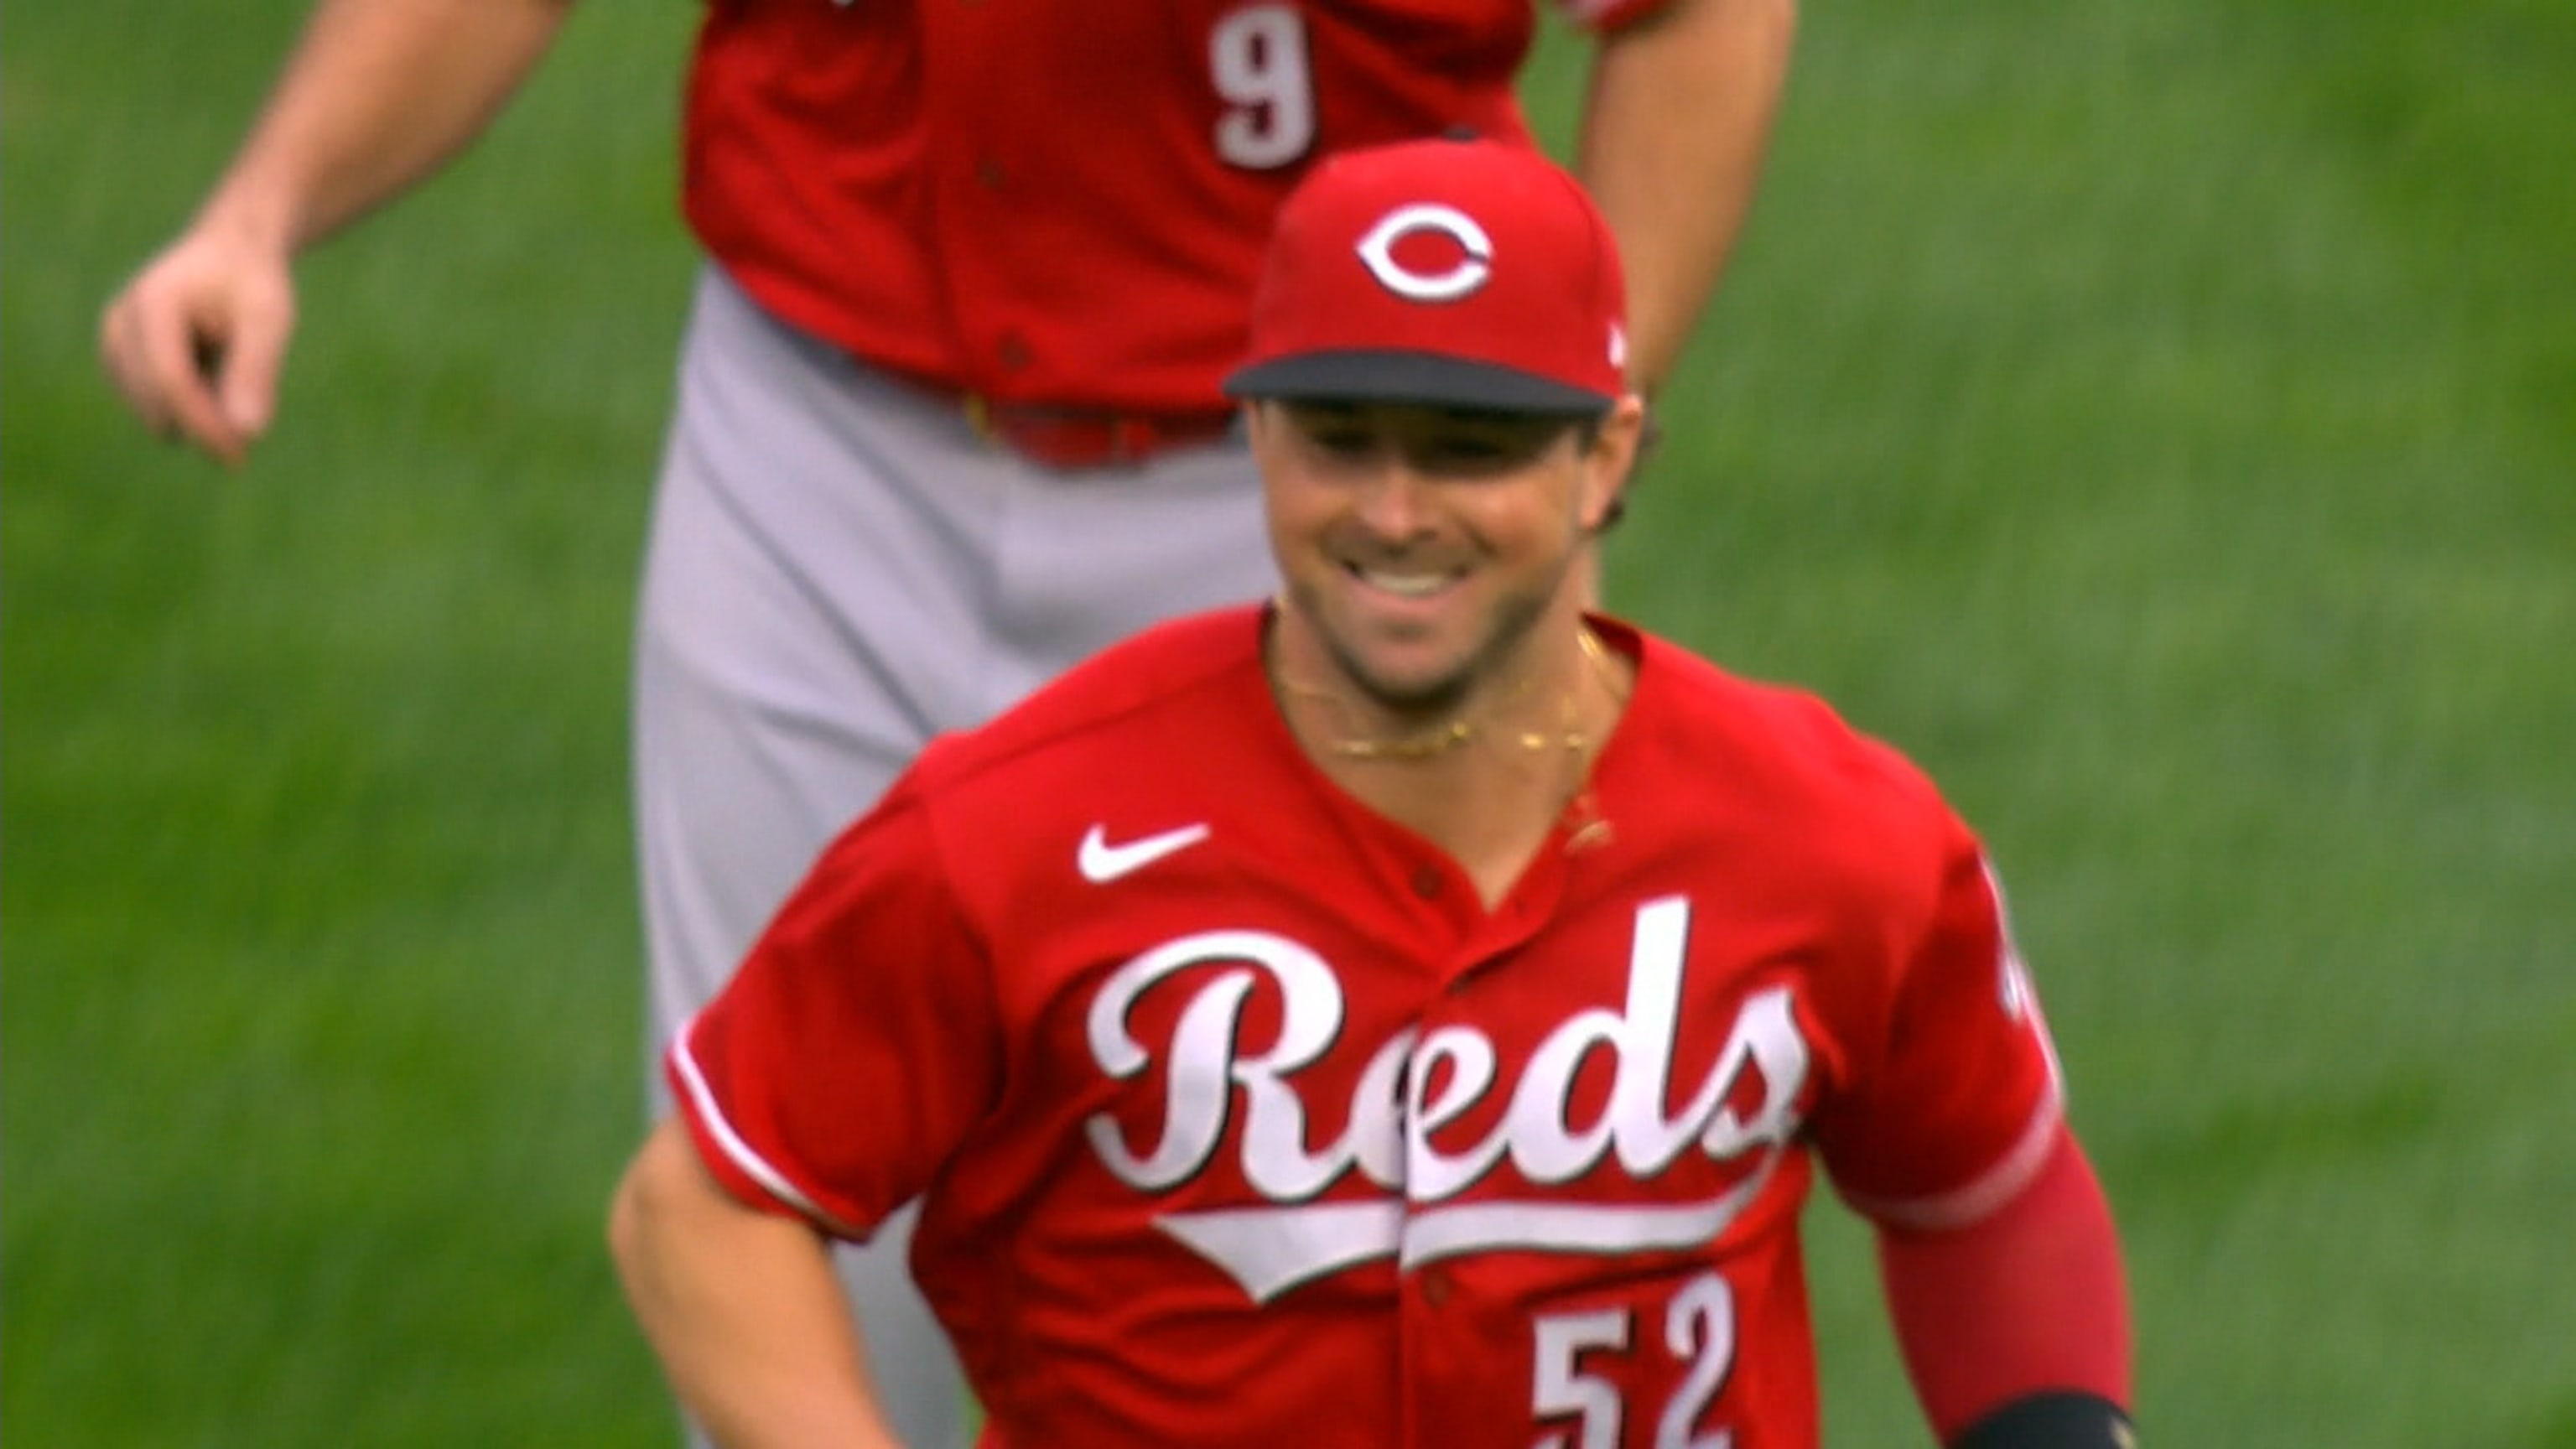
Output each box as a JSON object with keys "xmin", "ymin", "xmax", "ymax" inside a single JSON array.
[
  {"xmin": 910, "ymin": 604, "xmax": 1268, "ymax": 795},
  {"xmin": 1557, "ymin": 0, "xmax": 1689, "ymax": 34},
  {"xmin": 1622, "ymin": 621, "xmax": 1959, "ymax": 853}
]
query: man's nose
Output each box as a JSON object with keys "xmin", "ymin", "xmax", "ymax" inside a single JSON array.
[{"xmin": 1350, "ymin": 457, "xmax": 1438, "ymax": 539}]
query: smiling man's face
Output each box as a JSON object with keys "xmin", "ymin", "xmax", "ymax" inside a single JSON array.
[{"xmin": 1252, "ymin": 397, "xmax": 1639, "ymax": 721}]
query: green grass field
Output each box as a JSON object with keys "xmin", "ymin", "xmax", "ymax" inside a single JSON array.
[{"xmin": 7, "ymin": 2, "xmax": 2572, "ymax": 1444}]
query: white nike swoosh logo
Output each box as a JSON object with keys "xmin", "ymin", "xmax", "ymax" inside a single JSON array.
[{"xmin": 1078, "ymin": 822, "xmax": 1211, "ymax": 883}]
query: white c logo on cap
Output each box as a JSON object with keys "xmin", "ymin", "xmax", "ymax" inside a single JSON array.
[{"xmin": 1355, "ymin": 204, "xmax": 1493, "ymax": 303}]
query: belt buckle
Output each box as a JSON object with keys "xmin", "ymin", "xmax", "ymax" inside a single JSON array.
[
  {"xmin": 961, "ymin": 397, "xmax": 1200, "ymax": 470},
  {"xmin": 968, "ymin": 396, "xmax": 1117, "ymax": 470}
]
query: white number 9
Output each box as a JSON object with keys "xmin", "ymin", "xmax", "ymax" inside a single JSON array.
[{"xmin": 1209, "ymin": 3, "xmax": 1315, "ymax": 170}]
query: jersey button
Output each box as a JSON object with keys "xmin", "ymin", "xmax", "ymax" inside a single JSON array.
[
  {"xmin": 996, "ymin": 335, "xmax": 1033, "ymax": 371},
  {"xmin": 1410, "ymin": 864, "xmax": 1443, "ymax": 900},
  {"xmin": 1416, "ymin": 1268, "xmax": 1452, "ymax": 1306},
  {"xmin": 975, "ymin": 158, "xmax": 1007, "ymax": 190}
]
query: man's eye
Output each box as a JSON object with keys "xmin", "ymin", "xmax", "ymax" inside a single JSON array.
[{"xmin": 1420, "ymin": 434, "xmax": 1535, "ymax": 472}]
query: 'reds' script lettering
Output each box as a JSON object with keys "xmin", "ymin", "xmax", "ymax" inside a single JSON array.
[{"xmin": 1083, "ymin": 896, "xmax": 1811, "ymax": 1301}]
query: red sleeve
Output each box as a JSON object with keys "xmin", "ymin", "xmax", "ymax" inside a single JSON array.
[
  {"xmin": 1812, "ymin": 832, "xmax": 2066, "ymax": 1226},
  {"xmin": 665, "ymin": 776, "xmax": 1002, "ymax": 1239},
  {"xmin": 1877, "ymin": 1124, "xmax": 2134, "ymax": 1441}
]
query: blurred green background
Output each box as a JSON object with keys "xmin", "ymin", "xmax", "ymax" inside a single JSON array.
[{"xmin": 6, "ymin": 1, "xmax": 2571, "ymax": 1444}]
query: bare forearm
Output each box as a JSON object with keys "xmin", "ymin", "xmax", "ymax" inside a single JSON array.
[
  {"xmin": 1579, "ymin": 0, "xmax": 1796, "ymax": 397},
  {"xmin": 610, "ymin": 1123, "xmax": 906, "ymax": 1449},
  {"xmin": 195, "ymin": 0, "xmax": 576, "ymax": 256}
]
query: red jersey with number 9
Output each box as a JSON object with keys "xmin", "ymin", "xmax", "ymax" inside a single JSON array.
[
  {"xmin": 671, "ymin": 607, "xmax": 2068, "ymax": 1449},
  {"xmin": 682, "ymin": 0, "xmax": 1669, "ymax": 413}
]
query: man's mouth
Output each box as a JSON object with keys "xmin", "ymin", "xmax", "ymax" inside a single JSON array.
[{"xmin": 1348, "ymin": 564, "xmax": 1458, "ymax": 599}]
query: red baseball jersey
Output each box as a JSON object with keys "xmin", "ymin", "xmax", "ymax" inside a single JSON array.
[
  {"xmin": 672, "ymin": 607, "xmax": 2066, "ymax": 1448},
  {"xmin": 682, "ymin": 0, "xmax": 1669, "ymax": 413}
]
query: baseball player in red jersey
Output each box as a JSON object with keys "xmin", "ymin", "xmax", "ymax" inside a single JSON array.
[
  {"xmin": 101, "ymin": 5, "xmax": 1794, "ymax": 1444},
  {"xmin": 612, "ymin": 136, "xmax": 2134, "ymax": 1449}
]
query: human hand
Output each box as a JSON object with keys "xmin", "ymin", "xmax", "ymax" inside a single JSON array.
[{"xmin": 99, "ymin": 223, "xmax": 298, "ymax": 469}]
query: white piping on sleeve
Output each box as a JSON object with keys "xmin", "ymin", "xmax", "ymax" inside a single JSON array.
[
  {"xmin": 669, "ymin": 1014, "xmax": 833, "ymax": 1223},
  {"xmin": 1843, "ymin": 1078, "xmax": 2066, "ymax": 1232}
]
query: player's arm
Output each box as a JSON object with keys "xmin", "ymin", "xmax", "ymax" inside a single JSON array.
[
  {"xmin": 610, "ymin": 1118, "xmax": 909, "ymax": 1449},
  {"xmin": 1874, "ymin": 1123, "xmax": 2137, "ymax": 1448},
  {"xmin": 1814, "ymin": 807, "xmax": 2133, "ymax": 1445},
  {"xmin": 99, "ymin": 0, "xmax": 575, "ymax": 466},
  {"xmin": 1576, "ymin": 0, "xmax": 1797, "ymax": 398}
]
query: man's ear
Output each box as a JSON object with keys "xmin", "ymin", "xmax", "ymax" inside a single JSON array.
[
  {"xmin": 1240, "ymin": 399, "xmax": 1283, "ymax": 465},
  {"xmin": 1579, "ymin": 395, "xmax": 1650, "ymax": 534}
]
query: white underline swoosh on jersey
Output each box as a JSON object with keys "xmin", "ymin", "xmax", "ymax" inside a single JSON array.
[
  {"xmin": 1156, "ymin": 1201, "xmax": 1405, "ymax": 1303},
  {"xmin": 1078, "ymin": 822, "xmax": 1212, "ymax": 883},
  {"xmin": 1151, "ymin": 1174, "xmax": 1779, "ymax": 1303}
]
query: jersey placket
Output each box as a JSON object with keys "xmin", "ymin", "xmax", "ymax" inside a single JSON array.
[
  {"xmin": 1382, "ymin": 815, "xmax": 1601, "ymax": 1446},
  {"xmin": 917, "ymin": 0, "xmax": 1028, "ymax": 400}
]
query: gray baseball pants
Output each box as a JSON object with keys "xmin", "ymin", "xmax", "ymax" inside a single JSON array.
[{"xmin": 633, "ymin": 266, "xmax": 1275, "ymax": 1447}]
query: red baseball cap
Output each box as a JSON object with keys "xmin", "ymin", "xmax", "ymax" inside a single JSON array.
[{"xmin": 1225, "ymin": 136, "xmax": 1629, "ymax": 417}]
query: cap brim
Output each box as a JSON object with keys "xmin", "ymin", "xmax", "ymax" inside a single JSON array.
[{"xmin": 1223, "ymin": 349, "xmax": 1615, "ymax": 417}]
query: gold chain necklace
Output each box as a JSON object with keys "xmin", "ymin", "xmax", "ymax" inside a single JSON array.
[{"xmin": 1280, "ymin": 626, "xmax": 1623, "ymax": 761}]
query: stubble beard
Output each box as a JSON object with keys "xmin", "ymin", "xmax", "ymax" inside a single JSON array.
[{"xmin": 1299, "ymin": 556, "xmax": 1571, "ymax": 726}]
